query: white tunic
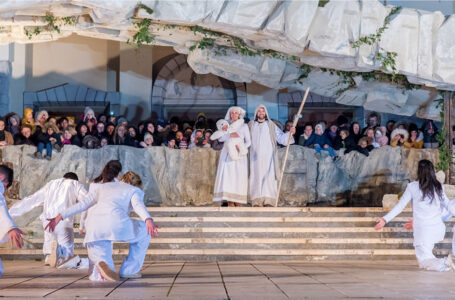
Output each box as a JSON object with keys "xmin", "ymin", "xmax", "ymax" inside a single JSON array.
[
  {"xmin": 0, "ymin": 184, "xmax": 17, "ymax": 243},
  {"xmin": 9, "ymin": 178, "xmax": 92, "ymax": 228},
  {"xmin": 61, "ymin": 181, "xmax": 151, "ymax": 243},
  {"xmin": 213, "ymin": 123, "xmax": 251, "ymax": 204},
  {"xmin": 249, "ymin": 121, "xmax": 293, "ymax": 204},
  {"xmin": 383, "ymin": 181, "xmax": 455, "ymax": 246}
]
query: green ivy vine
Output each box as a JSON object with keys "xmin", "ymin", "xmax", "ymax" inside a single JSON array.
[
  {"xmin": 127, "ymin": 4, "xmax": 155, "ymax": 48},
  {"xmin": 435, "ymin": 92, "xmax": 451, "ymax": 172},
  {"xmin": 24, "ymin": 12, "xmax": 78, "ymax": 39}
]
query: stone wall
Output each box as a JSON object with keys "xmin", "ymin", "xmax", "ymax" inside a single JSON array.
[{"xmin": 1, "ymin": 145, "xmax": 439, "ymax": 207}]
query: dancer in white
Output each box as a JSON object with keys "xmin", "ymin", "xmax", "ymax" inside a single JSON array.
[
  {"xmin": 374, "ymin": 159, "xmax": 455, "ymax": 271},
  {"xmin": 213, "ymin": 106, "xmax": 251, "ymax": 206},
  {"xmin": 248, "ymin": 104, "xmax": 296, "ymax": 207},
  {"xmin": 9, "ymin": 172, "xmax": 92, "ymax": 269},
  {"xmin": 46, "ymin": 160, "xmax": 158, "ymax": 281},
  {"xmin": 0, "ymin": 165, "xmax": 26, "ymax": 276}
]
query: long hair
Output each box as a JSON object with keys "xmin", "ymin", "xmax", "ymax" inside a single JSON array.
[
  {"xmin": 93, "ymin": 160, "xmax": 122, "ymax": 183},
  {"xmin": 417, "ymin": 159, "xmax": 443, "ymax": 203}
]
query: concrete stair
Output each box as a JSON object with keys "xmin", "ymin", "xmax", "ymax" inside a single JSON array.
[{"xmin": 1, "ymin": 207, "xmax": 454, "ymax": 261}]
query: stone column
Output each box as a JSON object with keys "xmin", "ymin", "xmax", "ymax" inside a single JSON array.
[{"xmin": 0, "ymin": 44, "xmax": 11, "ymax": 115}]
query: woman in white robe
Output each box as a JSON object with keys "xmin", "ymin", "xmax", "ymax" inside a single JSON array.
[
  {"xmin": 213, "ymin": 106, "xmax": 251, "ymax": 206},
  {"xmin": 375, "ymin": 159, "xmax": 455, "ymax": 271},
  {"xmin": 46, "ymin": 160, "xmax": 158, "ymax": 281}
]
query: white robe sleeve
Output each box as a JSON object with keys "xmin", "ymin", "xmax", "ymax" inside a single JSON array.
[
  {"xmin": 440, "ymin": 188, "xmax": 455, "ymax": 217},
  {"xmin": 218, "ymin": 131, "xmax": 230, "ymax": 142},
  {"xmin": 8, "ymin": 184, "xmax": 48, "ymax": 218},
  {"xmin": 274, "ymin": 126, "xmax": 294, "ymax": 146},
  {"xmin": 243, "ymin": 125, "xmax": 251, "ymax": 148},
  {"xmin": 383, "ymin": 185, "xmax": 412, "ymax": 223},
  {"xmin": 0, "ymin": 194, "xmax": 17, "ymax": 243},
  {"xmin": 131, "ymin": 190, "xmax": 151, "ymax": 221}
]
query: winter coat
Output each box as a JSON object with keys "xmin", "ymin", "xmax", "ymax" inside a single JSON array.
[
  {"xmin": 333, "ymin": 135, "xmax": 356, "ymax": 151},
  {"xmin": 14, "ymin": 134, "xmax": 35, "ymax": 146},
  {"xmin": 304, "ymin": 133, "xmax": 332, "ymax": 148}
]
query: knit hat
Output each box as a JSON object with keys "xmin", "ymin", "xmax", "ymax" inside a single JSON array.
[{"xmin": 144, "ymin": 132, "xmax": 153, "ymax": 142}]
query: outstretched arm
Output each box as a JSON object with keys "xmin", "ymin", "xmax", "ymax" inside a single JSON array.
[
  {"xmin": 275, "ymin": 126, "xmax": 295, "ymax": 146},
  {"xmin": 9, "ymin": 184, "xmax": 48, "ymax": 218},
  {"xmin": 374, "ymin": 186, "xmax": 412, "ymax": 230}
]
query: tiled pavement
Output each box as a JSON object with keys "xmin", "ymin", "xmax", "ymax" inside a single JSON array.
[{"xmin": 1, "ymin": 260, "xmax": 455, "ymax": 299}]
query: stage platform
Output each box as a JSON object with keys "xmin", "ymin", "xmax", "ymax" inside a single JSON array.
[
  {"xmin": 0, "ymin": 260, "xmax": 453, "ymax": 299},
  {"xmin": 1, "ymin": 207, "xmax": 454, "ymax": 261}
]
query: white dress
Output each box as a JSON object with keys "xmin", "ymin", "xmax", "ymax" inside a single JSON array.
[
  {"xmin": 0, "ymin": 184, "xmax": 17, "ymax": 276},
  {"xmin": 249, "ymin": 121, "xmax": 293, "ymax": 206},
  {"xmin": 213, "ymin": 123, "xmax": 251, "ymax": 204}
]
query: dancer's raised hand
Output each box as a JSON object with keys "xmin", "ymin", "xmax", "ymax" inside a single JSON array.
[
  {"xmin": 45, "ymin": 214, "xmax": 63, "ymax": 232},
  {"xmin": 146, "ymin": 218, "xmax": 159, "ymax": 237},
  {"xmin": 374, "ymin": 217, "xmax": 386, "ymax": 230},
  {"xmin": 8, "ymin": 228, "xmax": 26, "ymax": 248}
]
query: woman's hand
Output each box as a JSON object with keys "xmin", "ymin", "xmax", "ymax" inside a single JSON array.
[
  {"xmin": 0, "ymin": 141, "xmax": 7, "ymax": 146},
  {"xmin": 45, "ymin": 214, "xmax": 63, "ymax": 232},
  {"xmin": 146, "ymin": 218, "xmax": 159, "ymax": 237},
  {"xmin": 79, "ymin": 228, "xmax": 86, "ymax": 235},
  {"xmin": 374, "ymin": 217, "xmax": 386, "ymax": 230},
  {"xmin": 230, "ymin": 132, "xmax": 239, "ymax": 138},
  {"xmin": 403, "ymin": 218, "xmax": 413, "ymax": 230}
]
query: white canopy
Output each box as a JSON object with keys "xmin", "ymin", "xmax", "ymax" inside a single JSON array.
[{"xmin": 0, "ymin": 0, "xmax": 453, "ymax": 119}]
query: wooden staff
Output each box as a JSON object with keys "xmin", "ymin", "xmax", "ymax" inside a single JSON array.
[{"xmin": 275, "ymin": 87, "xmax": 310, "ymax": 207}]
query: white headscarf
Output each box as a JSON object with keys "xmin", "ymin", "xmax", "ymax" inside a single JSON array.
[{"xmin": 225, "ymin": 106, "xmax": 246, "ymax": 123}]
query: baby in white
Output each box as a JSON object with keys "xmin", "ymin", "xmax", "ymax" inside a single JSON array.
[{"xmin": 211, "ymin": 119, "xmax": 248, "ymax": 160}]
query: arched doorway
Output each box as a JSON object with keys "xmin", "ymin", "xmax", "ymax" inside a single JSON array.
[{"xmin": 151, "ymin": 54, "xmax": 246, "ymax": 122}]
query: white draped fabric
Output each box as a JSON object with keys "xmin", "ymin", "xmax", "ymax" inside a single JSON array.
[
  {"xmin": 249, "ymin": 121, "xmax": 293, "ymax": 206},
  {"xmin": 213, "ymin": 123, "xmax": 251, "ymax": 204}
]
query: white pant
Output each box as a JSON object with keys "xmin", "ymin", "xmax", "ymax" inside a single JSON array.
[
  {"xmin": 415, "ymin": 243, "xmax": 450, "ymax": 272},
  {"xmin": 42, "ymin": 222, "xmax": 74, "ymax": 259},
  {"xmin": 86, "ymin": 221, "xmax": 151, "ymax": 281}
]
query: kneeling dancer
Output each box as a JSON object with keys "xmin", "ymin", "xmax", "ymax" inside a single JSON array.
[
  {"xmin": 374, "ymin": 159, "xmax": 455, "ymax": 271},
  {"xmin": 46, "ymin": 160, "xmax": 158, "ymax": 281},
  {"xmin": 9, "ymin": 172, "xmax": 92, "ymax": 269}
]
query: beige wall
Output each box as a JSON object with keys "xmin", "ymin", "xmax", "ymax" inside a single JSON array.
[{"xmin": 27, "ymin": 34, "xmax": 116, "ymax": 92}]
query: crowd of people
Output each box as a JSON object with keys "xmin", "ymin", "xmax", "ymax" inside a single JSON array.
[
  {"xmin": 0, "ymin": 107, "xmax": 447, "ymax": 161},
  {"xmin": 297, "ymin": 112, "xmax": 444, "ymax": 161}
]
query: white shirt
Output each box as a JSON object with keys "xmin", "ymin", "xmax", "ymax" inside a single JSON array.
[
  {"xmin": 62, "ymin": 181, "xmax": 151, "ymax": 243},
  {"xmin": 9, "ymin": 178, "xmax": 92, "ymax": 228}
]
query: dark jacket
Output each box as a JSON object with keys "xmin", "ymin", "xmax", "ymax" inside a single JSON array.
[
  {"xmin": 14, "ymin": 134, "xmax": 35, "ymax": 146},
  {"xmin": 346, "ymin": 145, "xmax": 369, "ymax": 157},
  {"xmin": 304, "ymin": 133, "xmax": 332, "ymax": 147},
  {"xmin": 333, "ymin": 135, "xmax": 356, "ymax": 151},
  {"xmin": 37, "ymin": 132, "xmax": 62, "ymax": 147}
]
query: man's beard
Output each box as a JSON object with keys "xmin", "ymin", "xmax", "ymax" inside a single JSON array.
[{"xmin": 257, "ymin": 115, "xmax": 267, "ymax": 122}]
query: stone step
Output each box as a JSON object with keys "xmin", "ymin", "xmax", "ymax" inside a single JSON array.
[{"xmin": 5, "ymin": 207, "xmax": 453, "ymax": 261}]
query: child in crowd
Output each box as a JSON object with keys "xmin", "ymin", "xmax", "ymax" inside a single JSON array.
[
  {"xmin": 140, "ymin": 133, "xmax": 154, "ymax": 148},
  {"xmin": 304, "ymin": 123, "xmax": 339, "ymax": 161},
  {"xmin": 372, "ymin": 126, "xmax": 388, "ymax": 148},
  {"xmin": 390, "ymin": 128, "xmax": 409, "ymax": 147},
  {"xmin": 35, "ymin": 122, "xmax": 62, "ymax": 160},
  {"xmin": 333, "ymin": 129, "xmax": 356, "ymax": 152}
]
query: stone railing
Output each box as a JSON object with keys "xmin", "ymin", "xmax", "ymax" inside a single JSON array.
[{"xmin": 0, "ymin": 145, "xmax": 439, "ymax": 207}]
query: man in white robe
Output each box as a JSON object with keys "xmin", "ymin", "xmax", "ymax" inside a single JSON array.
[
  {"xmin": 248, "ymin": 105, "xmax": 295, "ymax": 207},
  {"xmin": 0, "ymin": 165, "xmax": 26, "ymax": 276},
  {"xmin": 9, "ymin": 172, "xmax": 92, "ymax": 269}
]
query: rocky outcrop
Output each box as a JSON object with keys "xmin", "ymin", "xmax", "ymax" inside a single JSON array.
[{"xmin": 1, "ymin": 145, "xmax": 439, "ymax": 207}]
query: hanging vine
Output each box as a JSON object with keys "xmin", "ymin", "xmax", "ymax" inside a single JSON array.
[
  {"xmin": 24, "ymin": 12, "xmax": 78, "ymax": 39},
  {"xmin": 127, "ymin": 4, "xmax": 155, "ymax": 48},
  {"xmin": 435, "ymin": 92, "xmax": 451, "ymax": 172}
]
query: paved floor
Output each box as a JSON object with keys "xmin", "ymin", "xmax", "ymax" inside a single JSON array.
[{"xmin": 0, "ymin": 260, "xmax": 454, "ymax": 299}]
